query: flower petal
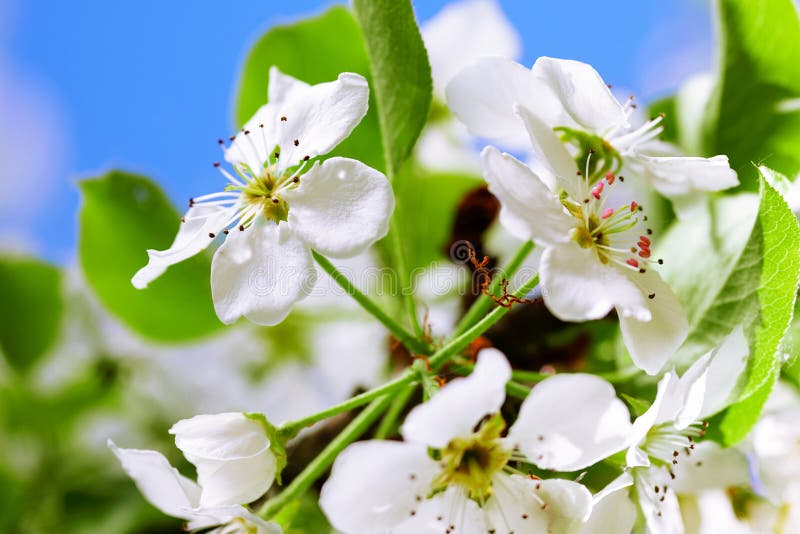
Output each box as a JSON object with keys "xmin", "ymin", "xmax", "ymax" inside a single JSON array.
[
  {"xmin": 132, "ymin": 204, "xmax": 236, "ymax": 289},
  {"xmin": 446, "ymin": 57, "xmax": 547, "ymax": 147},
  {"xmin": 211, "ymin": 220, "xmax": 316, "ymax": 325},
  {"xmin": 185, "ymin": 505, "xmax": 282, "ymax": 533},
  {"xmin": 580, "ymin": 475, "xmax": 636, "ymax": 534},
  {"xmin": 507, "ymin": 374, "xmax": 632, "ymax": 471},
  {"xmin": 700, "ymin": 326, "xmax": 749, "ymax": 418},
  {"xmin": 268, "ymin": 66, "xmax": 310, "ymax": 106},
  {"xmin": 394, "ymin": 486, "xmax": 486, "ymax": 534},
  {"xmin": 170, "ymin": 413, "xmax": 276, "ymax": 507},
  {"xmin": 275, "ymin": 72, "xmax": 369, "ymax": 169},
  {"xmin": 485, "ymin": 475, "xmax": 592, "ymax": 534},
  {"xmin": 670, "ymin": 441, "xmax": 750, "ymax": 493},
  {"xmin": 634, "ymin": 467, "xmax": 685, "ymax": 534},
  {"xmin": 422, "ymin": 0, "xmax": 521, "ymax": 98},
  {"xmin": 480, "ymin": 146, "xmax": 574, "ymax": 244},
  {"xmin": 107, "ymin": 440, "xmax": 200, "ymax": 520},
  {"xmin": 282, "ymin": 157, "xmax": 393, "ymax": 258},
  {"xmin": 618, "ymin": 268, "xmax": 689, "ymax": 376},
  {"xmin": 626, "ymin": 371, "xmax": 682, "ymax": 467},
  {"xmin": 530, "ymin": 56, "xmax": 628, "ymax": 133},
  {"xmin": 319, "ymin": 440, "xmax": 439, "ymax": 533},
  {"xmin": 629, "ymin": 153, "xmax": 739, "ymax": 197},
  {"xmin": 514, "ymin": 104, "xmax": 583, "ymax": 198},
  {"xmin": 539, "ymin": 242, "xmax": 650, "ymax": 322},
  {"xmin": 401, "ymin": 348, "xmax": 511, "ymax": 448},
  {"xmin": 225, "ymin": 105, "xmax": 280, "ymax": 172}
]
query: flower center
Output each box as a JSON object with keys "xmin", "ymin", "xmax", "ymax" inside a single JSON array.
[
  {"xmin": 644, "ymin": 420, "xmax": 708, "ymax": 479},
  {"xmin": 432, "ymin": 415, "xmax": 511, "ymax": 503},
  {"xmin": 217, "ymin": 517, "xmax": 260, "ymax": 534}
]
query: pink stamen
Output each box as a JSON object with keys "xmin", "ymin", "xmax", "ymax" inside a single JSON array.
[
  {"xmin": 638, "ymin": 249, "xmax": 652, "ymax": 259},
  {"xmin": 626, "ymin": 258, "xmax": 639, "ymax": 268},
  {"xmin": 639, "ymin": 235, "xmax": 651, "ymax": 246},
  {"xmin": 592, "ymin": 182, "xmax": 604, "ymax": 199},
  {"xmin": 630, "ymin": 201, "xmax": 639, "ymax": 212},
  {"xmin": 605, "ymin": 172, "xmax": 615, "ymax": 185},
  {"xmin": 601, "ymin": 208, "xmax": 614, "ymax": 219}
]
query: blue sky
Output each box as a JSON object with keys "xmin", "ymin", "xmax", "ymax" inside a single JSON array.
[{"xmin": 0, "ymin": 0, "xmax": 713, "ymax": 262}]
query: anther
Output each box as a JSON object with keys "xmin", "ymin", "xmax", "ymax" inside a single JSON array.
[
  {"xmin": 630, "ymin": 247, "xmax": 637, "ymax": 253},
  {"xmin": 180, "ymin": 216, "xmax": 185, "ymax": 223},
  {"xmin": 648, "ymin": 293, "xmax": 656, "ymax": 299},
  {"xmin": 274, "ymin": 152, "xmax": 280, "ymax": 159},
  {"xmin": 303, "ymin": 155, "xmax": 310, "ymax": 161},
  {"xmin": 217, "ymin": 138, "xmax": 224, "ymax": 145},
  {"xmin": 657, "ymin": 259, "xmax": 664, "ymax": 265},
  {"xmin": 189, "ymin": 198, "xmax": 195, "ymax": 207},
  {"xmin": 259, "ymin": 123, "xmax": 264, "ymax": 128},
  {"xmin": 293, "ymin": 139, "xmax": 299, "ymax": 146},
  {"xmin": 243, "ymin": 130, "xmax": 250, "ymax": 135},
  {"xmin": 208, "ymin": 232, "xmax": 215, "ymax": 238},
  {"xmin": 271, "ymin": 197, "xmax": 280, "ymax": 204},
  {"xmin": 223, "ymin": 229, "xmax": 229, "ymax": 235},
  {"xmin": 229, "ymin": 135, "xmax": 236, "ymax": 141},
  {"xmin": 601, "ymin": 208, "xmax": 614, "ymax": 219},
  {"xmin": 647, "ymin": 228, "xmax": 653, "ymax": 235},
  {"xmin": 639, "ymin": 268, "xmax": 646, "ymax": 273},
  {"xmin": 583, "ymin": 198, "xmax": 590, "ymax": 204},
  {"xmin": 522, "ymin": 514, "xmax": 528, "ymax": 519},
  {"xmin": 619, "ymin": 175, "xmax": 625, "ymax": 182},
  {"xmin": 627, "ymin": 259, "xmax": 639, "ymax": 268},
  {"xmin": 639, "ymin": 235, "xmax": 651, "ymax": 246},
  {"xmin": 654, "ymin": 486, "xmax": 660, "ymax": 493},
  {"xmin": 576, "ymin": 171, "xmax": 582, "ymax": 176},
  {"xmin": 409, "ymin": 474, "xmax": 416, "ymax": 480},
  {"xmin": 238, "ymin": 225, "xmax": 244, "ymax": 231},
  {"xmin": 280, "ymin": 116, "xmax": 287, "ymax": 122},
  {"xmin": 292, "ymin": 177, "xmax": 300, "ymax": 183},
  {"xmin": 213, "ymin": 162, "xmax": 220, "ymax": 168},
  {"xmin": 630, "ymin": 201, "xmax": 639, "ymax": 212},
  {"xmin": 605, "ymin": 172, "xmax": 615, "ymax": 184}
]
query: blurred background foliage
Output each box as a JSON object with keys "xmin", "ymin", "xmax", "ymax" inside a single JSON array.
[{"xmin": 1, "ymin": 0, "xmax": 800, "ymax": 532}]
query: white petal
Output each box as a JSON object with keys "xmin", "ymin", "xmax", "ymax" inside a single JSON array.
[
  {"xmin": 107, "ymin": 440, "xmax": 200, "ymax": 520},
  {"xmin": 275, "ymin": 72, "xmax": 369, "ymax": 169},
  {"xmin": 480, "ymin": 146, "xmax": 574, "ymax": 244},
  {"xmin": 514, "ymin": 104, "xmax": 583, "ymax": 198},
  {"xmin": 211, "ymin": 221, "xmax": 316, "ymax": 325},
  {"xmin": 670, "ymin": 441, "xmax": 750, "ymax": 493},
  {"xmin": 170, "ymin": 413, "xmax": 276, "ymax": 507},
  {"xmin": 401, "ymin": 348, "xmax": 510, "ymax": 448},
  {"xmin": 634, "ymin": 468, "xmax": 685, "ymax": 534},
  {"xmin": 507, "ymin": 374, "xmax": 632, "ymax": 471},
  {"xmin": 185, "ymin": 505, "xmax": 282, "ymax": 533},
  {"xmin": 422, "ymin": 0, "xmax": 522, "ymax": 98},
  {"xmin": 446, "ymin": 57, "xmax": 546, "ymax": 146},
  {"xmin": 132, "ymin": 204, "xmax": 236, "ymax": 289},
  {"xmin": 394, "ymin": 486, "xmax": 486, "ymax": 534},
  {"xmin": 268, "ymin": 65, "xmax": 310, "ymax": 106},
  {"xmin": 531, "ymin": 56, "xmax": 628, "ymax": 133},
  {"xmin": 626, "ymin": 372, "xmax": 680, "ymax": 467},
  {"xmin": 629, "ymin": 153, "xmax": 739, "ymax": 197},
  {"xmin": 539, "ymin": 243, "xmax": 650, "ymax": 322},
  {"xmin": 618, "ymin": 268, "xmax": 689, "ymax": 376},
  {"xmin": 486, "ymin": 475, "xmax": 593, "ymax": 533},
  {"xmin": 580, "ymin": 475, "xmax": 636, "ymax": 534},
  {"xmin": 319, "ymin": 440, "xmax": 439, "ymax": 533},
  {"xmin": 282, "ymin": 157, "xmax": 393, "ymax": 258},
  {"xmin": 699, "ymin": 326, "xmax": 749, "ymax": 418}
]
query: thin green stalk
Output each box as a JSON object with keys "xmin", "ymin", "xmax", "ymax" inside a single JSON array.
[
  {"xmin": 429, "ymin": 273, "xmax": 540, "ymax": 370},
  {"xmin": 313, "ymin": 251, "xmax": 431, "ymax": 355},
  {"xmin": 505, "ymin": 380, "xmax": 532, "ymax": 400},
  {"xmin": 279, "ymin": 374, "xmax": 418, "ymax": 438},
  {"xmin": 454, "ymin": 241, "xmax": 535, "ymax": 336},
  {"xmin": 389, "ymin": 218, "xmax": 425, "ymax": 339},
  {"xmin": 374, "ymin": 384, "xmax": 416, "ymax": 439},
  {"xmin": 512, "ymin": 369, "xmax": 557, "ymax": 383},
  {"xmin": 259, "ymin": 396, "xmax": 393, "ymax": 519}
]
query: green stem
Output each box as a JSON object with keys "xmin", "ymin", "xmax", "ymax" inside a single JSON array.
[
  {"xmin": 389, "ymin": 218, "xmax": 425, "ymax": 339},
  {"xmin": 505, "ymin": 380, "xmax": 532, "ymax": 400},
  {"xmin": 453, "ymin": 241, "xmax": 535, "ymax": 336},
  {"xmin": 258, "ymin": 396, "xmax": 393, "ymax": 519},
  {"xmin": 511, "ymin": 369, "xmax": 557, "ymax": 383},
  {"xmin": 374, "ymin": 384, "xmax": 416, "ymax": 439},
  {"xmin": 278, "ymin": 373, "xmax": 418, "ymax": 438},
  {"xmin": 313, "ymin": 251, "xmax": 431, "ymax": 355}
]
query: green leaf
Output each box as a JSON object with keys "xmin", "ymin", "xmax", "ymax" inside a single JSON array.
[
  {"xmin": 660, "ymin": 170, "xmax": 800, "ymax": 444},
  {"xmin": 78, "ymin": 170, "xmax": 224, "ymax": 342},
  {"xmin": 392, "ymin": 169, "xmax": 483, "ymax": 271},
  {"xmin": 712, "ymin": 365, "xmax": 779, "ymax": 445},
  {"xmin": 620, "ymin": 393, "xmax": 651, "ymax": 418},
  {"xmin": 234, "ymin": 6, "xmax": 384, "ymax": 172},
  {"xmin": 0, "ymin": 256, "xmax": 63, "ymax": 374},
  {"xmin": 703, "ymin": 0, "xmax": 800, "ymax": 190},
  {"xmin": 352, "ymin": 0, "xmax": 432, "ymax": 177}
]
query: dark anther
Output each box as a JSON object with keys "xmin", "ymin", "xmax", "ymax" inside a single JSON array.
[
  {"xmin": 583, "ymin": 198, "xmax": 590, "ymax": 203},
  {"xmin": 303, "ymin": 155, "xmax": 310, "ymax": 161},
  {"xmin": 274, "ymin": 152, "xmax": 280, "ymax": 159},
  {"xmin": 229, "ymin": 135, "xmax": 236, "ymax": 141},
  {"xmin": 658, "ymin": 259, "xmax": 664, "ymax": 265},
  {"xmin": 292, "ymin": 177, "xmax": 300, "ymax": 183},
  {"xmin": 223, "ymin": 229, "xmax": 229, "ymax": 234},
  {"xmin": 238, "ymin": 225, "xmax": 245, "ymax": 231},
  {"xmin": 213, "ymin": 162, "xmax": 220, "ymax": 167},
  {"xmin": 259, "ymin": 123, "xmax": 264, "ymax": 128},
  {"xmin": 217, "ymin": 138, "xmax": 224, "ymax": 145},
  {"xmin": 647, "ymin": 228, "xmax": 653, "ymax": 235},
  {"xmin": 244, "ymin": 130, "xmax": 250, "ymax": 135},
  {"xmin": 271, "ymin": 197, "xmax": 279, "ymax": 204},
  {"xmin": 648, "ymin": 293, "xmax": 656, "ymax": 299},
  {"xmin": 208, "ymin": 232, "xmax": 215, "ymax": 238},
  {"xmin": 639, "ymin": 268, "xmax": 646, "ymax": 273},
  {"xmin": 189, "ymin": 198, "xmax": 195, "ymax": 207},
  {"xmin": 293, "ymin": 139, "xmax": 299, "ymax": 146},
  {"xmin": 280, "ymin": 116, "xmax": 287, "ymax": 121},
  {"xmin": 180, "ymin": 216, "xmax": 185, "ymax": 223},
  {"xmin": 618, "ymin": 175, "xmax": 625, "ymax": 182}
]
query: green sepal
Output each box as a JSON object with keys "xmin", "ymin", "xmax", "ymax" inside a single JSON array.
[{"xmin": 245, "ymin": 412, "xmax": 288, "ymax": 485}]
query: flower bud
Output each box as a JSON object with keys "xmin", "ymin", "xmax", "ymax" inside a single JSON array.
[{"xmin": 170, "ymin": 412, "xmax": 276, "ymax": 507}]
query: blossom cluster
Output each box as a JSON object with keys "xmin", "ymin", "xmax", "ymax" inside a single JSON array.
[{"xmin": 102, "ymin": 1, "xmax": 800, "ymax": 533}]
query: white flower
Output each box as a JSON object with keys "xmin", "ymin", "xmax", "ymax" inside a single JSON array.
[
  {"xmin": 446, "ymin": 56, "xmax": 738, "ymax": 197},
  {"xmin": 108, "ymin": 439, "xmax": 280, "ymax": 533},
  {"xmin": 619, "ymin": 327, "xmax": 749, "ymax": 533},
  {"xmin": 132, "ymin": 67, "xmax": 394, "ymax": 326},
  {"xmin": 170, "ymin": 413, "xmax": 277, "ymax": 507},
  {"xmin": 320, "ymin": 348, "xmax": 632, "ymax": 533},
  {"xmin": 476, "ymin": 105, "xmax": 688, "ymax": 374}
]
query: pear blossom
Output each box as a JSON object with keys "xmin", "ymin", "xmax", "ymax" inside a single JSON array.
[
  {"xmin": 446, "ymin": 56, "xmax": 738, "ymax": 197},
  {"xmin": 619, "ymin": 328, "xmax": 749, "ymax": 533},
  {"xmin": 477, "ymin": 104, "xmax": 688, "ymax": 374},
  {"xmin": 109, "ymin": 412, "xmax": 279, "ymax": 531},
  {"xmin": 320, "ymin": 348, "xmax": 633, "ymax": 533},
  {"xmin": 109, "ymin": 437, "xmax": 280, "ymax": 533},
  {"xmin": 132, "ymin": 67, "xmax": 393, "ymax": 326}
]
